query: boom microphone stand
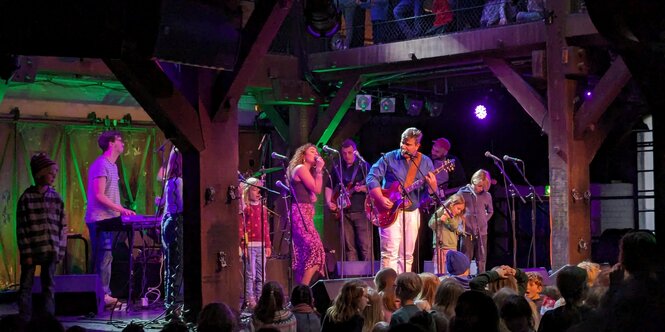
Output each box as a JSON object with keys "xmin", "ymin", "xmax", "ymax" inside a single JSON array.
[{"xmin": 507, "ymin": 159, "xmax": 542, "ymax": 268}]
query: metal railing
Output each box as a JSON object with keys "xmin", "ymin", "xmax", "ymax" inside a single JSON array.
[{"xmin": 269, "ymin": 0, "xmax": 551, "ymax": 54}]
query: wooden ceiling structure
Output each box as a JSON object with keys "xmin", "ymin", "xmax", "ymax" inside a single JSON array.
[{"xmin": 1, "ymin": 0, "xmax": 662, "ymax": 314}]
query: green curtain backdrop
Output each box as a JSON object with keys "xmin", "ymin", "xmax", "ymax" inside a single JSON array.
[{"xmin": 0, "ymin": 121, "xmax": 164, "ymax": 289}]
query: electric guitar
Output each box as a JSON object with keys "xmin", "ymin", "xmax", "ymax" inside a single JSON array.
[
  {"xmin": 365, "ymin": 159, "xmax": 454, "ymax": 228},
  {"xmin": 330, "ymin": 182, "xmax": 363, "ymax": 220}
]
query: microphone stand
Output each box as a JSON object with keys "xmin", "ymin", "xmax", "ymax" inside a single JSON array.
[
  {"xmin": 358, "ymin": 159, "xmax": 375, "ymax": 276},
  {"xmin": 405, "ymin": 152, "xmax": 442, "ymax": 273},
  {"xmin": 490, "ymin": 159, "xmax": 525, "ymax": 268},
  {"xmin": 508, "ymin": 160, "xmax": 542, "ymax": 268},
  {"xmin": 381, "ymin": 152, "xmax": 412, "ymax": 273},
  {"xmin": 330, "ymin": 152, "xmax": 350, "ymax": 278}
]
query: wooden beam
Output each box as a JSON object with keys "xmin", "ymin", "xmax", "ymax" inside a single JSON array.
[
  {"xmin": 309, "ymin": 75, "xmax": 363, "ymax": 147},
  {"xmin": 104, "ymin": 59, "xmax": 205, "ymax": 152},
  {"xmin": 546, "ymin": 1, "xmax": 591, "ymax": 269},
  {"xmin": 485, "ymin": 57, "xmax": 549, "ymax": 135},
  {"xmin": 213, "ymin": 0, "xmax": 294, "ymax": 122},
  {"xmin": 329, "ymin": 111, "xmax": 372, "ymax": 147},
  {"xmin": 574, "ymin": 56, "xmax": 631, "ymax": 138},
  {"xmin": 262, "ymin": 105, "xmax": 289, "ymax": 142},
  {"xmin": 34, "ymin": 57, "xmax": 114, "ymax": 78}
]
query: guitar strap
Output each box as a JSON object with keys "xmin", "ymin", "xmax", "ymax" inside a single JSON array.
[{"xmin": 404, "ymin": 152, "xmax": 422, "ymax": 187}]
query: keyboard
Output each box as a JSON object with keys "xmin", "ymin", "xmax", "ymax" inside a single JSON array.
[{"xmin": 121, "ymin": 215, "xmax": 161, "ymax": 228}]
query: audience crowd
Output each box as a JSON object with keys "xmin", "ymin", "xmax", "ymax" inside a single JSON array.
[{"xmin": 1, "ymin": 231, "xmax": 661, "ymax": 332}]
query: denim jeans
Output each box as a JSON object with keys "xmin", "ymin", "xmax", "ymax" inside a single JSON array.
[
  {"xmin": 18, "ymin": 259, "xmax": 57, "ymax": 322},
  {"xmin": 243, "ymin": 245, "xmax": 267, "ymax": 304},
  {"xmin": 162, "ymin": 213, "xmax": 184, "ymax": 308},
  {"xmin": 87, "ymin": 218, "xmax": 121, "ymax": 296},
  {"xmin": 341, "ymin": 211, "xmax": 372, "ymax": 261}
]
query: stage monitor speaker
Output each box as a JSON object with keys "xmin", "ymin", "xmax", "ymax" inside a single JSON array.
[
  {"xmin": 521, "ymin": 267, "xmax": 552, "ymax": 286},
  {"xmin": 33, "ymin": 274, "xmax": 104, "ymax": 316},
  {"xmin": 335, "ymin": 261, "xmax": 380, "ymax": 277},
  {"xmin": 311, "ymin": 277, "xmax": 375, "ymax": 314}
]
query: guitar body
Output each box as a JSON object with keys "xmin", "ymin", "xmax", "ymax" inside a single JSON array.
[
  {"xmin": 366, "ymin": 159, "xmax": 455, "ymax": 228},
  {"xmin": 330, "ymin": 183, "xmax": 355, "ymax": 220},
  {"xmin": 365, "ymin": 182, "xmax": 411, "ymax": 228}
]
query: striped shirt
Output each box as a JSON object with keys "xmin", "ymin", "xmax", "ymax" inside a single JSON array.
[
  {"xmin": 85, "ymin": 155, "xmax": 121, "ymax": 222},
  {"xmin": 16, "ymin": 186, "xmax": 67, "ymax": 265}
]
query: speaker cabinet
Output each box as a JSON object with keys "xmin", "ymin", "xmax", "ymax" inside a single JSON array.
[{"xmin": 33, "ymin": 274, "xmax": 104, "ymax": 316}]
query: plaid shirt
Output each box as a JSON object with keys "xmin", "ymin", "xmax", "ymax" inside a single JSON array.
[{"xmin": 16, "ymin": 186, "xmax": 67, "ymax": 265}]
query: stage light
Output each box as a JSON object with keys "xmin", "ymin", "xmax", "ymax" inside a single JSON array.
[
  {"xmin": 355, "ymin": 94, "xmax": 372, "ymax": 111},
  {"xmin": 425, "ymin": 99, "xmax": 444, "ymax": 117},
  {"xmin": 404, "ymin": 98, "xmax": 423, "ymax": 116},
  {"xmin": 585, "ymin": 90, "xmax": 592, "ymax": 98},
  {"xmin": 380, "ymin": 97, "xmax": 396, "ymax": 113},
  {"xmin": 474, "ymin": 104, "xmax": 487, "ymax": 119}
]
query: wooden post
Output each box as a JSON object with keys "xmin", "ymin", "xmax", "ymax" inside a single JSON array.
[{"xmin": 546, "ymin": 2, "xmax": 591, "ymax": 268}]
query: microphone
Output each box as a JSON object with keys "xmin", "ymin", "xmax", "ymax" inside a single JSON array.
[
  {"xmin": 403, "ymin": 150, "xmax": 415, "ymax": 158},
  {"xmin": 484, "ymin": 151, "xmax": 502, "ymax": 163},
  {"xmin": 353, "ymin": 150, "xmax": 366, "ymax": 163},
  {"xmin": 271, "ymin": 152, "xmax": 289, "ymax": 162},
  {"xmin": 503, "ymin": 155, "xmax": 523, "ymax": 163},
  {"xmin": 322, "ymin": 145, "xmax": 339, "ymax": 154},
  {"xmin": 275, "ymin": 180, "xmax": 290, "ymax": 192}
]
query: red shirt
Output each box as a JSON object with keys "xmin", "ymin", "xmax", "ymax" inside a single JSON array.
[
  {"xmin": 432, "ymin": 0, "xmax": 453, "ymax": 27},
  {"xmin": 239, "ymin": 204, "xmax": 271, "ymax": 248}
]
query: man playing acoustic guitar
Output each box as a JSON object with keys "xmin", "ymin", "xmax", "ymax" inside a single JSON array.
[
  {"xmin": 324, "ymin": 139, "xmax": 371, "ymax": 262},
  {"xmin": 366, "ymin": 128, "xmax": 437, "ymax": 274}
]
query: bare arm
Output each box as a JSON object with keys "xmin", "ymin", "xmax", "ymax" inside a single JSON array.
[{"xmin": 92, "ymin": 177, "xmax": 135, "ymax": 216}]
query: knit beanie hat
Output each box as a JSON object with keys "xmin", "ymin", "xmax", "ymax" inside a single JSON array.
[
  {"xmin": 446, "ymin": 250, "xmax": 470, "ymax": 275},
  {"xmin": 30, "ymin": 153, "xmax": 56, "ymax": 177}
]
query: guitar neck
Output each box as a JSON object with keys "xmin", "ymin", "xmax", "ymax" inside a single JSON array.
[{"xmin": 403, "ymin": 161, "xmax": 451, "ymax": 193}]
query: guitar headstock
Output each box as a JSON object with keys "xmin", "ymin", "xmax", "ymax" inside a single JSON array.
[{"xmin": 433, "ymin": 159, "xmax": 455, "ymax": 174}]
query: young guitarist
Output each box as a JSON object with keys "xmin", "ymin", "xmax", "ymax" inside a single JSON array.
[
  {"xmin": 324, "ymin": 139, "xmax": 371, "ymax": 261},
  {"xmin": 366, "ymin": 128, "xmax": 437, "ymax": 274}
]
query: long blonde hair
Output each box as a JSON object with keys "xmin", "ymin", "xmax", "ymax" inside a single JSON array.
[
  {"xmin": 241, "ymin": 177, "xmax": 261, "ymax": 210},
  {"xmin": 287, "ymin": 143, "xmax": 315, "ymax": 180},
  {"xmin": 362, "ymin": 288, "xmax": 384, "ymax": 332},
  {"xmin": 443, "ymin": 193, "xmax": 465, "ymax": 216},
  {"xmin": 326, "ymin": 279, "xmax": 367, "ymax": 323},
  {"xmin": 416, "ymin": 273, "xmax": 440, "ymax": 307}
]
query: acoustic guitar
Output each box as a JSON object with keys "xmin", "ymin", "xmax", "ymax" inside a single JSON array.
[{"xmin": 365, "ymin": 159, "xmax": 454, "ymax": 228}]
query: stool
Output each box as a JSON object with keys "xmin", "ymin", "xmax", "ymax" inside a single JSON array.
[{"xmin": 63, "ymin": 233, "xmax": 89, "ymax": 274}]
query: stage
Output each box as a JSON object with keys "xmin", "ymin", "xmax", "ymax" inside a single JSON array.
[{"xmin": 0, "ymin": 299, "xmax": 181, "ymax": 331}]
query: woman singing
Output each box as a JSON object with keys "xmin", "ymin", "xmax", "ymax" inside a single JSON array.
[{"xmin": 287, "ymin": 143, "xmax": 326, "ymax": 285}]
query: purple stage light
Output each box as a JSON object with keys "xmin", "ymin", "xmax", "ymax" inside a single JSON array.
[
  {"xmin": 474, "ymin": 105, "xmax": 487, "ymax": 119},
  {"xmin": 585, "ymin": 90, "xmax": 592, "ymax": 98}
]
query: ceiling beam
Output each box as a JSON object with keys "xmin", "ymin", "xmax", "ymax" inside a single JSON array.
[
  {"xmin": 104, "ymin": 58, "xmax": 205, "ymax": 152},
  {"xmin": 213, "ymin": 0, "xmax": 294, "ymax": 122},
  {"xmin": 262, "ymin": 105, "xmax": 289, "ymax": 142},
  {"xmin": 309, "ymin": 75, "xmax": 363, "ymax": 147},
  {"xmin": 574, "ymin": 56, "xmax": 632, "ymax": 138},
  {"xmin": 484, "ymin": 57, "xmax": 549, "ymax": 135}
]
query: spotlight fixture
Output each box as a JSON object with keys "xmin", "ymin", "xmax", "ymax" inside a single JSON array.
[
  {"xmin": 355, "ymin": 94, "xmax": 372, "ymax": 111},
  {"xmin": 425, "ymin": 98, "xmax": 444, "ymax": 117},
  {"xmin": 404, "ymin": 97, "xmax": 423, "ymax": 117},
  {"xmin": 380, "ymin": 97, "xmax": 396, "ymax": 113}
]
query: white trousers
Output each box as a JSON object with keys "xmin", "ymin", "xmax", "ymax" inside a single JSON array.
[{"xmin": 379, "ymin": 209, "xmax": 420, "ymax": 274}]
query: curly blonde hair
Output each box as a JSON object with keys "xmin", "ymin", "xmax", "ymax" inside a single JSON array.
[{"xmin": 287, "ymin": 143, "xmax": 315, "ymax": 180}]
